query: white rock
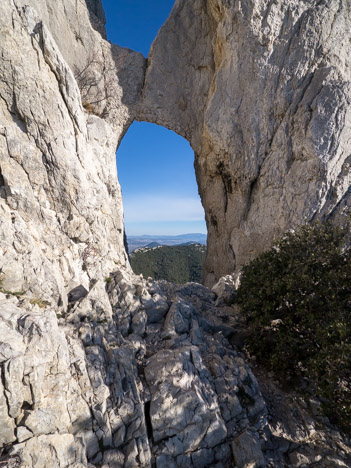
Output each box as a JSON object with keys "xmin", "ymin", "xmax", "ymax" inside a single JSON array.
[
  {"xmin": 140, "ymin": 0, "xmax": 351, "ymax": 284},
  {"xmin": 231, "ymin": 432, "xmax": 265, "ymax": 468}
]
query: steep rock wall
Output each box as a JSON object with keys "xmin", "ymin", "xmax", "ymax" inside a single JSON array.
[
  {"xmin": 3, "ymin": 0, "xmax": 351, "ymax": 300},
  {"xmin": 139, "ymin": 0, "xmax": 351, "ymax": 285},
  {"xmin": 0, "ymin": 0, "xmax": 145, "ymax": 306}
]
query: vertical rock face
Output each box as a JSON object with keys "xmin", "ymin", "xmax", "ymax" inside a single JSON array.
[
  {"xmin": 2, "ymin": 0, "xmax": 351, "ymax": 305},
  {"xmin": 139, "ymin": 0, "xmax": 351, "ymax": 285},
  {"xmin": 0, "ymin": 0, "xmax": 145, "ymax": 305}
]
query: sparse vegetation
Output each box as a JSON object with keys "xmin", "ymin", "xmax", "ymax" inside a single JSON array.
[
  {"xmin": 74, "ymin": 51, "xmax": 116, "ymax": 117},
  {"xmin": 82, "ymin": 102, "xmax": 94, "ymax": 113},
  {"xmin": 3, "ymin": 290, "xmax": 25, "ymax": 297},
  {"xmin": 237, "ymin": 222, "xmax": 351, "ymax": 433},
  {"xmin": 0, "ymin": 272, "xmax": 26, "ymax": 297},
  {"xmin": 29, "ymin": 298, "xmax": 51, "ymax": 309}
]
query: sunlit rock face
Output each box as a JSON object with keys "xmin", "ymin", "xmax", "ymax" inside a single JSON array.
[
  {"xmin": 4, "ymin": 0, "xmax": 351, "ymax": 301},
  {"xmin": 3, "ymin": 271, "xmax": 351, "ymax": 467},
  {"xmin": 1, "ymin": 0, "xmax": 351, "ymax": 467},
  {"xmin": 139, "ymin": 0, "xmax": 351, "ymax": 285},
  {"xmin": 0, "ymin": 0, "xmax": 145, "ymax": 306}
]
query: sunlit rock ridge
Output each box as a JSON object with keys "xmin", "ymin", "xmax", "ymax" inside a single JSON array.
[{"xmin": 0, "ymin": 0, "xmax": 350, "ymax": 467}]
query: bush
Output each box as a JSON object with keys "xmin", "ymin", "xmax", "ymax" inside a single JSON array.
[{"xmin": 237, "ymin": 222, "xmax": 351, "ymax": 433}]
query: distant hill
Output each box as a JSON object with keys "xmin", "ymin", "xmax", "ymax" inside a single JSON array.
[
  {"xmin": 130, "ymin": 243, "xmax": 206, "ymax": 283},
  {"xmin": 144, "ymin": 242, "xmax": 161, "ymax": 248},
  {"xmin": 127, "ymin": 233, "xmax": 207, "ymax": 252}
]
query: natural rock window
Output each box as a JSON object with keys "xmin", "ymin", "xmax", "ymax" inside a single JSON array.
[{"xmin": 116, "ymin": 121, "xmax": 207, "ymax": 282}]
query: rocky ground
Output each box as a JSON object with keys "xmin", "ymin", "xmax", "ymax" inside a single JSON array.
[{"xmin": 1, "ymin": 269, "xmax": 350, "ymax": 467}]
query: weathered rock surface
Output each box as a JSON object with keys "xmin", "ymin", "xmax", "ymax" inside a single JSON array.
[
  {"xmin": 1, "ymin": 273, "xmax": 350, "ymax": 467},
  {"xmin": 0, "ymin": 0, "xmax": 145, "ymax": 307},
  {"xmin": 139, "ymin": 0, "xmax": 351, "ymax": 285},
  {"xmin": 1, "ymin": 0, "xmax": 351, "ymax": 466}
]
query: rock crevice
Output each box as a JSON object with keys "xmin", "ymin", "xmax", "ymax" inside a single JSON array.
[{"xmin": 1, "ymin": 272, "xmax": 350, "ymax": 467}]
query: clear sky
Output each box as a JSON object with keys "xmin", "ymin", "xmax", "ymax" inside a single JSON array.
[{"xmin": 101, "ymin": 0, "xmax": 207, "ymax": 236}]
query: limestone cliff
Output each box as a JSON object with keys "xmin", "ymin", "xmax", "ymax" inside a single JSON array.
[
  {"xmin": 0, "ymin": 0, "xmax": 145, "ymax": 306},
  {"xmin": 139, "ymin": 0, "xmax": 351, "ymax": 285},
  {"xmin": 1, "ymin": 0, "xmax": 351, "ymax": 467}
]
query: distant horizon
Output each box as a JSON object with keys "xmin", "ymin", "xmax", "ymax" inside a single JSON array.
[
  {"xmin": 126, "ymin": 232, "xmax": 207, "ymax": 252},
  {"xmin": 102, "ymin": 1, "xmax": 206, "ymax": 236},
  {"xmin": 118, "ymin": 125, "xmax": 207, "ymax": 236},
  {"xmin": 127, "ymin": 232, "xmax": 207, "ymax": 238}
]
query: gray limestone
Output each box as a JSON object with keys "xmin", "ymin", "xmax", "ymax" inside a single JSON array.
[
  {"xmin": 139, "ymin": 0, "xmax": 351, "ymax": 285},
  {"xmin": 0, "ymin": 267, "xmax": 350, "ymax": 467},
  {"xmin": 231, "ymin": 431, "xmax": 265, "ymax": 468},
  {"xmin": 0, "ymin": 0, "xmax": 351, "ymax": 467},
  {"xmin": 0, "ymin": 0, "xmax": 145, "ymax": 309}
]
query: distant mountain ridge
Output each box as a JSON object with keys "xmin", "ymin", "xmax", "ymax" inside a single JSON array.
[{"xmin": 127, "ymin": 233, "xmax": 207, "ymax": 252}]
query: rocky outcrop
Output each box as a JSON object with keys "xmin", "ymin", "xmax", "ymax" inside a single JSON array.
[
  {"xmin": 2, "ymin": 0, "xmax": 351, "ymax": 298},
  {"xmin": 0, "ymin": 0, "xmax": 145, "ymax": 307},
  {"xmin": 139, "ymin": 0, "xmax": 351, "ymax": 284},
  {"xmin": 1, "ymin": 273, "xmax": 350, "ymax": 467}
]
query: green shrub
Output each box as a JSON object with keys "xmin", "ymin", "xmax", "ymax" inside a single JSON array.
[{"xmin": 237, "ymin": 222, "xmax": 351, "ymax": 433}]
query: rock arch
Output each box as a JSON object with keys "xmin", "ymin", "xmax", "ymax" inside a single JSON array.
[
  {"xmin": 135, "ymin": 0, "xmax": 351, "ymax": 285},
  {"xmin": 1, "ymin": 2, "xmax": 351, "ymax": 467},
  {"xmin": 1, "ymin": 0, "xmax": 351, "ymax": 296}
]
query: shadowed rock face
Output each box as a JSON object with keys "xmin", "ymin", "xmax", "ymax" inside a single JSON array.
[{"xmin": 139, "ymin": 0, "xmax": 351, "ymax": 285}]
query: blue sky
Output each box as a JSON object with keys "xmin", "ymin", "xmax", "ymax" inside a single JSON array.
[{"xmin": 101, "ymin": 0, "xmax": 206, "ymax": 236}]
